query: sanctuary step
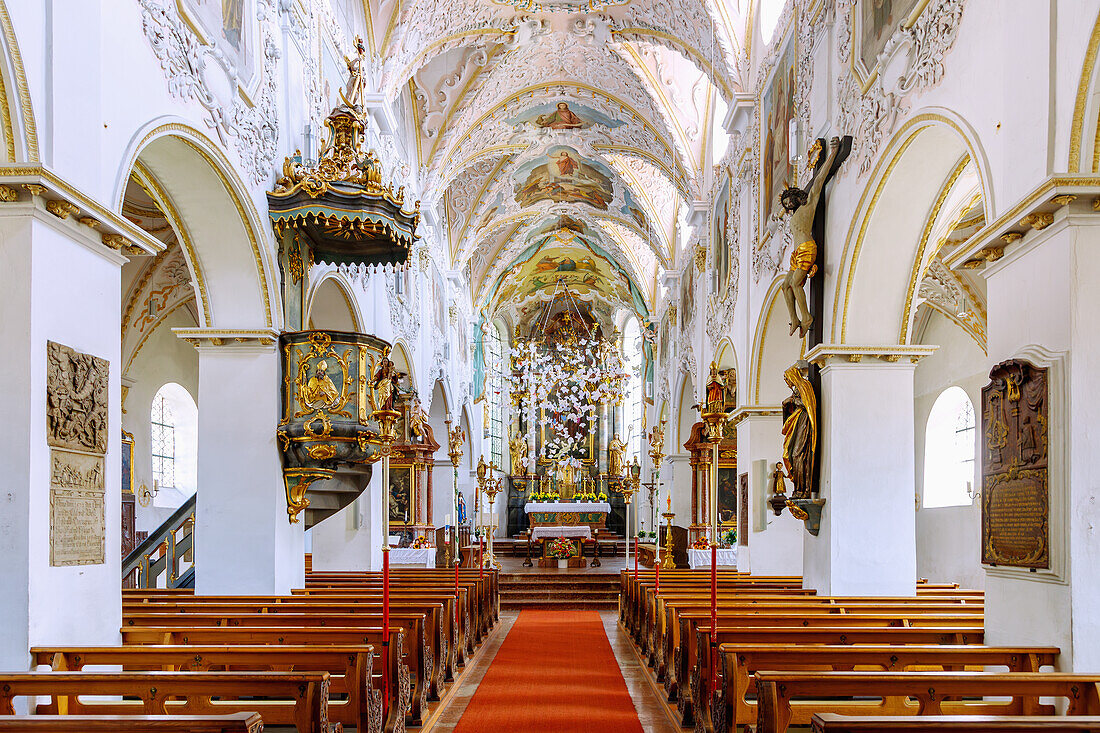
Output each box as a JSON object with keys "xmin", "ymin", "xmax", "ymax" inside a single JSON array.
[{"xmin": 499, "ymin": 573, "xmax": 620, "ymax": 610}]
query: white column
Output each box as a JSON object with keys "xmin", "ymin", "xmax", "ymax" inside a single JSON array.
[
  {"xmin": 0, "ymin": 211, "xmax": 124, "ymax": 672},
  {"xmin": 181, "ymin": 333, "xmax": 304, "ymax": 594},
  {"xmin": 308, "ymin": 474, "xmax": 381, "ymax": 572},
  {"xmin": 667, "ymin": 455, "xmax": 691, "ymax": 524},
  {"xmin": 802, "ymin": 346, "xmax": 934, "ymax": 596},
  {"xmin": 733, "ymin": 408, "xmax": 804, "ymax": 576},
  {"xmin": 981, "ymin": 211, "xmax": 1100, "ymax": 671}
]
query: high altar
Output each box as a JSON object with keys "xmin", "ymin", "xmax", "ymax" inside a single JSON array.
[{"xmin": 503, "ymin": 299, "xmax": 630, "ymax": 537}]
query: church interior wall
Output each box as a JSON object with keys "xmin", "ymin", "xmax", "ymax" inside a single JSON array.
[{"xmin": 912, "ymin": 308, "xmax": 986, "ymax": 590}]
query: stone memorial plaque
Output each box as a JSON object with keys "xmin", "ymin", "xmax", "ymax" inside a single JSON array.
[
  {"xmin": 49, "ymin": 448, "xmax": 106, "ymax": 566},
  {"xmin": 47, "ymin": 341, "xmax": 109, "ymax": 454},
  {"xmin": 981, "ymin": 359, "xmax": 1049, "ymax": 569}
]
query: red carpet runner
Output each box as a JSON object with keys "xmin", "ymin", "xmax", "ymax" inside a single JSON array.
[{"xmin": 454, "ymin": 609, "xmax": 644, "ymax": 732}]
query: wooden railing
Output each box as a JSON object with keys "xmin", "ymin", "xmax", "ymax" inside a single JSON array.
[{"xmin": 121, "ymin": 494, "xmax": 195, "ymax": 588}]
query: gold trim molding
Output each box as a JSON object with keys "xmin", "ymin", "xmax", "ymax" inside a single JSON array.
[
  {"xmin": 805, "ymin": 344, "xmax": 938, "ymax": 367},
  {"xmin": 173, "ymin": 327, "xmax": 279, "ymax": 348},
  {"xmin": 0, "ymin": 165, "xmax": 162, "ymax": 255}
]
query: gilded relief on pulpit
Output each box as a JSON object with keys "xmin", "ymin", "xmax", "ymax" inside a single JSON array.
[
  {"xmin": 291, "ymin": 333, "xmax": 354, "ymax": 418},
  {"xmin": 981, "ymin": 359, "xmax": 1049, "ymax": 569},
  {"xmin": 47, "ymin": 341, "xmax": 109, "ymax": 455}
]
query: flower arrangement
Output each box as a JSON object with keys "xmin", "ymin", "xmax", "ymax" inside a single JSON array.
[
  {"xmin": 411, "ymin": 535, "xmax": 431, "ymax": 549},
  {"xmin": 598, "ymin": 491, "xmax": 608, "ymax": 502},
  {"xmin": 545, "ymin": 537, "xmax": 578, "ymax": 559},
  {"xmin": 691, "ymin": 537, "xmax": 712, "ymax": 550},
  {"xmin": 529, "ymin": 490, "xmax": 560, "ymax": 502},
  {"xmin": 722, "ymin": 528, "xmax": 737, "ymax": 547}
]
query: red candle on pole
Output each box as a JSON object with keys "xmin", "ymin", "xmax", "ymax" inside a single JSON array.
[
  {"xmin": 633, "ymin": 537, "xmax": 638, "ymax": 580},
  {"xmin": 479, "ymin": 538, "xmax": 484, "ymax": 580},
  {"xmin": 382, "ymin": 547, "xmax": 391, "ymax": 724},
  {"xmin": 710, "ymin": 543, "xmax": 717, "ymax": 690}
]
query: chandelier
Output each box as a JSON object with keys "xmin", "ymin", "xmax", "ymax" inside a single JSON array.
[{"xmin": 506, "ymin": 284, "xmax": 629, "ymax": 466}]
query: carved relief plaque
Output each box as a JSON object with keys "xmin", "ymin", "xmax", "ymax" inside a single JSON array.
[
  {"xmin": 49, "ymin": 449, "xmax": 106, "ymax": 566},
  {"xmin": 47, "ymin": 341, "xmax": 109, "ymax": 454},
  {"xmin": 981, "ymin": 359, "xmax": 1049, "ymax": 569}
]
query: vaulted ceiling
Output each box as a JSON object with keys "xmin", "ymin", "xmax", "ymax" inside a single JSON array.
[{"xmin": 362, "ymin": 0, "xmax": 751, "ymax": 328}]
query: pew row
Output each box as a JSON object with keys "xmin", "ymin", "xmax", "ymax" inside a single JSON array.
[{"xmin": 0, "ymin": 714, "xmax": 263, "ymax": 732}]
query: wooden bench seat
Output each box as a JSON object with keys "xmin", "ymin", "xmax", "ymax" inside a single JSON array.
[
  {"xmin": 753, "ymin": 672, "xmax": 1100, "ymax": 733},
  {"xmin": 0, "ymin": 672, "xmax": 332, "ymax": 733},
  {"xmin": 0, "ymin": 713, "xmax": 263, "ymax": 732},
  {"xmin": 122, "ymin": 607, "xmax": 439, "ymax": 713},
  {"xmin": 811, "ymin": 714, "xmax": 1100, "ymax": 732},
  {"xmin": 117, "ymin": 627, "xmax": 408, "ymax": 731},
  {"xmin": 706, "ymin": 645, "xmax": 1060, "ymax": 733},
  {"xmin": 675, "ymin": 625, "xmax": 987, "ymax": 728},
  {"xmin": 31, "ymin": 645, "xmax": 381, "ymax": 733}
]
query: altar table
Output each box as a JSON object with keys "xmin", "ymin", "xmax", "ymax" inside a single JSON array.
[
  {"xmin": 688, "ymin": 547, "xmax": 737, "ymax": 569},
  {"xmin": 389, "ymin": 547, "xmax": 436, "ymax": 567},
  {"xmin": 530, "ymin": 525, "xmax": 593, "ymax": 541},
  {"xmin": 525, "ymin": 502, "xmax": 610, "ymax": 532}
]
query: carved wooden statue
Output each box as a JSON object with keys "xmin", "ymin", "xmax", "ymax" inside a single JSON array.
[
  {"xmin": 780, "ymin": 362, "xmax": 818, "ymax": 500},
  {"xmin": 774, "ymin": 137, "xmax": 841, "ymax": 338},
  {"xmin": 509, "ymin": 427, "xmax": 528, "ymax": 475},
  {"xmin": 608, "ymin": 433, "xmax": 627, "ymax": 477}
]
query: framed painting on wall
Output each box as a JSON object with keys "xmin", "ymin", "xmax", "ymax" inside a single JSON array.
[
  {"xmin": 758, "ymin": 23, "xmax": 797, "ymax": 246},
  {"xmin": 738, "ymin": 472, "xmax": 749, "ymax": 546},
  {"xmin": 718, "ymin": 466, "xmax": 737, "ymax": 527},
  {"xmin": 389, "ymin": 466, "xmax": 413, "ymax": 525},
  {"xmin": 713, "ymin": 175, "xmax": 731, "ymax": 295},
  {"xmin": 175, "ymin": 0, "xmax": 258, "ymax": 91},
  {"xmin": 853, "ymin": 0, "xmax": 927, "ymax": 85}
]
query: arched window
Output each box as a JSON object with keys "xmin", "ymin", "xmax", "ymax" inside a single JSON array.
[
  {"xmin": 922, "ymin": 386, "xmax": 976, "ymax": 508},
  {"xmin": 484, "ymin": 323, "xmax": 504, "ymax": 468},
  {"xmin": 150, "ymin": 383, "xmax": 198, "ymax": 503},
  {"xmin": 623, "ymin": 316, "xmax": 644, "ymax": 461}
]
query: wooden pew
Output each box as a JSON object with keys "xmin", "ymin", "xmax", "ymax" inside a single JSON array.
[
  {"xmin": 122, "ymin": 607, "xmax": 438, "ymax": 713},
  {"xmin": 680, "ymin": 625, "xmax": 987, "ymax": 729},
  {"xmin": 31, "ymin": 645, "xmax": 380, "ymax": 733},
  {"xmin": 811, "ymin": 714, "xmax": 1100, "ymax": 732},
  {"xmin": 0, "ymin": 714, "xmax": 263, "ymax": 732},
  {"xmin": 0, "ymin": 672, "xmax": 331, "ymax": 733},
  {"xmin": 117, "ymin": 627, "xmax": 407, "ymax": 731},
  {"xmin": 753, "ymin": 672, "xmax": 1100, "ymax": 733},
  {"xmin": 708, "ymin": 644, "xmax": 1059, "ymax": 733}
]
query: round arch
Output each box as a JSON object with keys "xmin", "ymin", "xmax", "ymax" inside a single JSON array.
[
  {"xmin": 675, "ymin": 372, "xmax": 696, "ymax": 448},
  {"xmin": 0, "ymin": 0, "xmax": 36, "ymax": 162},
  {"xmin": 306, "ymin": 271, "xmax": 363, "ymax": 332},
  {"xmin": 1069, "ymin": 8, "xmax": 1100, "ymax": 173},
  {"xmin": 748, "ymin": 275, "xmax": 802, "ymax": 405},
  {"xmin": 831, "ymin": 111, "xmax": 994, "ymax": 346},
  {"xmin": 390, "ymin": 340, "xmax": 417, "ymax": 395},
  {"xmin": 113, "ymin": 121, "xmax": 278, "ymax": 330}
]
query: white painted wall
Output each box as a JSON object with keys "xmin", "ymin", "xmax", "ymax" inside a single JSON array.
[{"xmin": 913, "ymin": 310, "xmax": 987, "ymax": 589}]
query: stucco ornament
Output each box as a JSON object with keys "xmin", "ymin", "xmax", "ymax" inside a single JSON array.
[
  {"xmin": 835, "ymin": 0, "xmax": 967, "ymax": 176},
  {"xmin": 917, "ymin": 256, "xmax": 986, "ymax": 347},
  {"xmin": 138, "ymin": 0, "xmax": 280, "ymax": 185}
]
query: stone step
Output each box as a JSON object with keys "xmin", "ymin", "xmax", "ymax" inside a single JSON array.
[
  {"xmin": 500, "ymin": 598, "xmax": 619, "ymax": 610},
  {"xmin": 500, "ymin": 589, "xmax": 619, "ymax": 599}
]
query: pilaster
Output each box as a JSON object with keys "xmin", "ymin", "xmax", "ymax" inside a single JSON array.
[
  {"xmin": 175, "ymin": 329, "xmax": 304, "ymax": 594},
  {"xmin": 801, "ymin": 345, "xmax": 936, "ymax": 596}
]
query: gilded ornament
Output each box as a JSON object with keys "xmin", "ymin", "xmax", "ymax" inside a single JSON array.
[
  {"xmin": 45, "ymin": 200, "xmax": 79, "ymax": 219},
  {"xmin": 102, "ymin": 234, "xmax": 128, "ymax": 251},
  {"xmin": 78, "ymin": 217, "xmax": 99, "ymax": 228},
  {"xmin": 982, "ymin": 244, "xmax": 1007, "ymax": 262},
  {"xmin": 1019, "ymin": 212, "xmax": 1053, "ymax": 231},
  {"xmin": 693, "ymin": 244, "xmax": 708, "ymax": 271},
  {"xmin": 307, "ymin": 444, "xmax": 338, "ymax": 461},
  {"xmin": 0, "ymin": 184, "xmax": 17, "ymax": 201},
  {"xmin": 22, "ymin": 183, "xmax": 45, "ymax": 196},
  {"xmin": 961, "ymin": 257, "xmax": 985, "ymax": 270},
  {"xmin": 1051, "ymin": 194, "xmax": 1077, "ymax": 207},
  {"xmin": 1000, "ymin": 232, "xmax": 1024, "ymax": 245}
]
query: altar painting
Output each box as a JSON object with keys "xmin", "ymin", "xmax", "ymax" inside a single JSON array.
[
  {"xmin": 858, "ymin": 0, "xmax": 923, "ymax": 75},
  {"xmin": 507, "ymin": 100, "xmax": 624, "ymax": 131},
  {"xmin": 760, "ymin": 28, "xmax": 797, "ymax": 231},
  {"xmin": 389, "ymin": 466, "xmax": 413, "ymax": 525},
  {"xmin": 513, "ymin": 146, "xmax": 614, "ymax": 210},
  {"xmin": 177, "ymin": 0, "xmax": 255, "ymax": 85},
  {"xmin": 718, "ymin": 467, "xmax": 737, "ymax": 526}
]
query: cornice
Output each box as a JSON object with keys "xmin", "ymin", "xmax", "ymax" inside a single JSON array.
[
  {"xmin": 173, "ymin": 327, "xmax": 280, "ymax": 348},
  {"xmin": 805, "ymin": 344, "xmax": 938, "ymax": 367},
  {"xmin": 0, "ymin": 165, "xmax": 164, "ymax": 256}
]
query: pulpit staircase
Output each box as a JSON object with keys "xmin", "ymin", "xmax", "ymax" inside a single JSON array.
[{"xmin": 120, "ymin": 478, "xmax": 363, "ymax": 589}]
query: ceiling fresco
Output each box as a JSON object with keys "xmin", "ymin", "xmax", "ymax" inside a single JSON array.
[{"xmin": 363, "ymin": 0, "xmax": 751, "ymax": 325}]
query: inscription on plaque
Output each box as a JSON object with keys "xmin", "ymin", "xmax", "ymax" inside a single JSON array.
[
  {"xmin": 49, "ymin": 449, "xmax": 106, "ymax": 566},
  {"xmin": 981, "ymin": 359, "xmax": 1049, "ymax": 569}
]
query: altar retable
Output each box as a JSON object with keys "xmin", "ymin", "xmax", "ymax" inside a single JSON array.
[{"xmin": 525, "ymin": 501, "xmax": 611, "ymax": 540}]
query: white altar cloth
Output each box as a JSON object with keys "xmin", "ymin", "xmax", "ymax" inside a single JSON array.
[
  {"xmin": 389, "ymin": 547, "xmax": 436, "ymax": 567},
  {"xmin": 525, "ymin": 502, "xmax": 611, "ymax": 514},
  {"xmin": 531, "ymin": 526, "xmax": 592, "ymax": 541},
  {"xmin": 688, "ymin": 548, "xmax": 738, "ymax": 569}
]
